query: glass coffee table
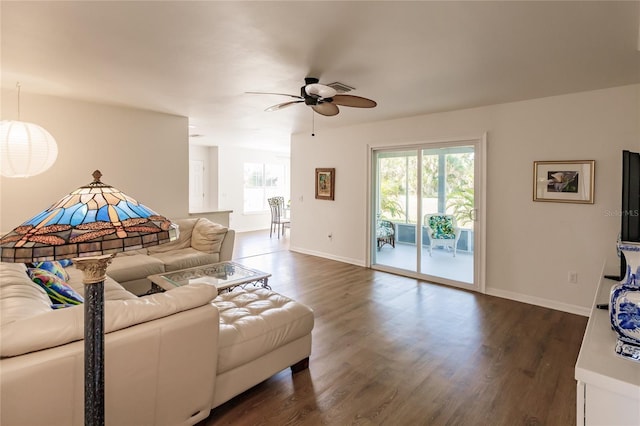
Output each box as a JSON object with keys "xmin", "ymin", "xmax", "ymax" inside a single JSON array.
[{"xmin": 147, "ymin": 261, "xmax": 271, "ymax": 293}]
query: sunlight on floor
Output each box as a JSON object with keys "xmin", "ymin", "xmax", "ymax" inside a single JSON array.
[{"xmin": 233, "ymin": 229, "xmax": 289, "ymax": 260}]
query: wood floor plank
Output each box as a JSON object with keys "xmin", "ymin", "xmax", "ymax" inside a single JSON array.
[{"xmin": 201, "ymin": 232, "xmax": 587, "ymax": 425}]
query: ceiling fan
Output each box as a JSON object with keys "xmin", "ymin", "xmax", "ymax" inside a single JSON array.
[{"xmin": 248, "ymin": 77, "xmax": 377, "ymax": 116}]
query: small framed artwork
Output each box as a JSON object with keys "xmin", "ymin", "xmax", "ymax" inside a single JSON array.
[
  {"xmin": 315, "ymin": 168, "xmax": 335, "ymax": 200},
  {"xmin": 533, "ymin": 160, "xmax": 595, "ymax": 204}
]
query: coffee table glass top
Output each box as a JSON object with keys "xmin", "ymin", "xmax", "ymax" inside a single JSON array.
[{"xmin": 148, "ymin": 261, "xmax": 271, "ymax": 292}]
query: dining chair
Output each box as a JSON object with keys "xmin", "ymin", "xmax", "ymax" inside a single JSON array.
[{"xmin": 267, "ymin": 196, "xmax": 290, "ymax": 238}]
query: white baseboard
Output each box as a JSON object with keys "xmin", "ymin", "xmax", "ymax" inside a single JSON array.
[
  {"xmin": 485, "ymin": 287, "xmax": 591, "ymax": 317},
  {"xmin": 288, "ymin": 246, "xmax": 366, "ymax": 267}
]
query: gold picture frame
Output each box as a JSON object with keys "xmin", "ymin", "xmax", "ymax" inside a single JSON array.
[
  {"xmin": 533, "ymin": 160, "xmax": 595, "ymax": 204},
  {"xmin": 315, "ymin": 168, "xmax": 335, "ymax": 200}
]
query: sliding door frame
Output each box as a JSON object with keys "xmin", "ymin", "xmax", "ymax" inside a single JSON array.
[{"xmin": 366, "ymin": 134, "xmax": 487, "ymax": 293}]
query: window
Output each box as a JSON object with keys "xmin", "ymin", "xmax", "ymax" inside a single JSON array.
[{"xmin": 243, "ymin": 163, "xmax": 287, "ymax": 213}]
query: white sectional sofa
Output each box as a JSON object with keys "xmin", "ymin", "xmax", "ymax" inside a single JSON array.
[
  {"xmin": 107, "ymin": 217, "xmax": 235, "ymax": 295},
  {"xmin": 0, "ymin": 219, "xmax": 314, "ymax": 425},
  {"xmin": 1, "ymin": 262, "xmax": 220, "ymax": 425}
]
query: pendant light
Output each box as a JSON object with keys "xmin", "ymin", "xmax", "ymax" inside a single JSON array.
[{"xmin": 1, "ymin": 82, "xmax": 58, "ymax": 178}]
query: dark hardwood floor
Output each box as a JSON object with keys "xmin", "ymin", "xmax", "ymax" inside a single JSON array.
[{"xmin": 201, "ymin": 230, "xmax": 587, "ymax": 425}]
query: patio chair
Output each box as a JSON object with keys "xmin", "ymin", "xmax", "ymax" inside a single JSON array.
[
  {"xmin": 267, "ymin": 196, "xmax": 290, "ymax": 239},
  {"xmin": 424, "ymin": 214, "xmax": 461, "ymax": 257},
  {"xmin": 376, "ymin": 219, "xmax": 395, "ymax": 251}
]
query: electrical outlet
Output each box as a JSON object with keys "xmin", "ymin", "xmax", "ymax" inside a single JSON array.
[{"xmin": 568, "ymin": 271, "xmax": 578, "ymax": 284}]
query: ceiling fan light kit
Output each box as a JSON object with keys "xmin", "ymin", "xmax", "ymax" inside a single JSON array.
[
  {"xmin": 304, "ymin": 82, "xmax": 337, "ymax": 99},
  {"xmin": 249, "ymin": 77, "xmax": 377, "ymax": 117}
]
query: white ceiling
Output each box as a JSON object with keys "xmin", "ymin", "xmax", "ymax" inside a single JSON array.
[{"xmin": 2, "ymin": 1, "xmax": 639, "ymax": 153}]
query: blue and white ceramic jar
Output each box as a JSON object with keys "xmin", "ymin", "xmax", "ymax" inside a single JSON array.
[{"xmin": 610, "ymin": 241, "xmax": 640, "ymax": 362}]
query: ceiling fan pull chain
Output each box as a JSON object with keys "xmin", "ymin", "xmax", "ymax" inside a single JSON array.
[{"xmin": 312, "ymin": 110, "xmax": 315, "ymax": 137}]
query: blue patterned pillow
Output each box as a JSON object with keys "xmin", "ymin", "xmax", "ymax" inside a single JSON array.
[
  {"xmin": 51, "ymin": 303, "xmax": 77, "ymax": 309},
  {"xmin": 29, "ymin": 261, "xmax": 70, "ymax": 281},
  {"xmin": 28, "ymin": 268, "xmax": 83, "ymax": 306}
]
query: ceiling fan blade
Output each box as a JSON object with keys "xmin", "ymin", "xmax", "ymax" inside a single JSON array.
[
  {"xmin": 331, "ymin": 94, "xmax": 377, "ymax": 108},
  {"xmin": 312, "ymin": 102, "xmax": 339, "ymax": 116},
  {"xmin": 246, "ymin": 91, "xmax": 303, "ymax": 100},
  {"xmin": 265, "ymin": 100, "xmax": 304, "ymax": 112},
  {"xmin": 305, "ymin": 83, "xmax": 337, "ymax": 99}
]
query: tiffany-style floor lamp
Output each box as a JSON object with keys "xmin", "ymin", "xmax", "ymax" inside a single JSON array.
[{"xmin": 0, "ymin": 170, "xmax": 178, "ymax": 425}]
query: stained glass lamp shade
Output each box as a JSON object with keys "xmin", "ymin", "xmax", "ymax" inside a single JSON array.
[
  {"xmin": 0, "ymin": 170, "xmax": 177, "ymax": 262},
  {"xmin": 0, "ymin": 170, "xmax": 178, "ymax": 425}
]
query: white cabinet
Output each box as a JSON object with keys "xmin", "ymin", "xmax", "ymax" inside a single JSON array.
[{"xmin": 575, "ymin": 268, "xmax": 640, "ymax": 425}]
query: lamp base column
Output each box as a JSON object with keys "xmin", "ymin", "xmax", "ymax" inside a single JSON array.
[
  {"xmin": 84, "ymin": 279, "xmax": 104, "ymax": 425},
  {"xmin": 74, "ymin": 254, "xmax": 113, "ymax": 426}
]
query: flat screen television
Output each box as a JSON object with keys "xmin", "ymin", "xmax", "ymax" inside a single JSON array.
[
  {"xmin": 608, "ymin": 150, "xmax": 640, "ymax": 280},
  {"xmin": 622, "ymin": 150, "xmax": 640, "ymax": 241}
]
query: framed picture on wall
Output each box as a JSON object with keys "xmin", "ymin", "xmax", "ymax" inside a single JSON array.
[
  {"xmin": 533, "ymin": 160, "xmax": 595, "ymax": 203},
  {"xmin": 315, "ymin": 168, "xmax": 335, "ymax": 200}
]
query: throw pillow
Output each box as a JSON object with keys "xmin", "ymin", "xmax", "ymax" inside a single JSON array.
[
  {"xmin": 428, "ymin": 215, "xmax": 455, "ymax": 240},
  {"xmin": 51, "ymin": 303, "xmax": 77, "ymax": 309},
  {"xmin": 192, "ymin": 219, "xmax": 227, "ymax": 253},
  {"xmin": 28, "ymin": 268, "xmax": 84, "ymax": 306},
  {"xmin": 29, "ymin": 260, "xmax": 70, "ymax": 281}
]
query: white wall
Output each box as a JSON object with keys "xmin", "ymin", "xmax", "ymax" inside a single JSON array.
[
  {"xmin": 0, "ymin": 91, "xmax": 189, "ymax": 232},
  {"xmin": 218, "ymin": 146, "xmax": 290, "ymax": 232},
  {"xmin": 291, "ymin": 84, "xmax": 640, "ymax": 314}
]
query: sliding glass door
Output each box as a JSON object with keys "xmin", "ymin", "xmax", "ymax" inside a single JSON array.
[
  {"xmin": 419, "ymin": 146, "xmax": 475, "ymax": 283},
  {"xmin": 372, "ymin": 139, "xmax": 484, "ymax": 291},
  {"xmin": 375, "ymin": 150, "xmax": 418, "ymax": 271}
]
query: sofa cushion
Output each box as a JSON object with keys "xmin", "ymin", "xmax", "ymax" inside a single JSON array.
[
  {"xmin": 146, "ymin": 218, "xmax": 198, "ymax": 254},
  {"xmin": 0, "ymin": 283, "xmax": 218, "ymax": 357},
  {"xmin": 0, "ymin": 263, "xmax": 52, "ymax": 325},
  {"xmin": 65, "ymin": 264, "xmax": 138, "ymax": 301},
  {"xmin": 27, "ymin": 268, "xmax": 84, "ymax": 306},
  {"xmin": 114, "ymin": 248, "xmax": 149, "ymax": 257},
  {"xmin": 106, "ymin": 254, "xmax": 165, "ymax": 284},
  {"xmin": 214, "ymin": 287, "xmax": 314, "ymax": 374},
  {"xmin": 192, "ymin": 219, "xmax": 228, "ymax": 254},
  {"xmin": 151, "ymin": 248, "xmax": 219, "ymax": 272}
]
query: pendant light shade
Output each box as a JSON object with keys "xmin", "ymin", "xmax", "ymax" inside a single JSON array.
[{"xmin": 0, "ymin": 120, "xmax": 58, "ymax": 178}]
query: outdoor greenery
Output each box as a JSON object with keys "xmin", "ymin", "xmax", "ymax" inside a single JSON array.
[
  {"xmin": 445, "ymin": 153, "xmax": 474, "ymax": 228},
  {"xmin": 446, "ymin": 186, "xmax": 474, "ymax": 227},
  {"xmin": 378, "ymin": 150, "xmax": 474, "ymax": 228},
  {"xmin": 378, "ymin": 154, "xmax": 415, "ymax": 221}
]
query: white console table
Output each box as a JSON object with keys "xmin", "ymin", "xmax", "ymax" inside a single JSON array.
[{"xmin": 575, "ymin": 266, "xmax": 640, "ymax": 425}]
